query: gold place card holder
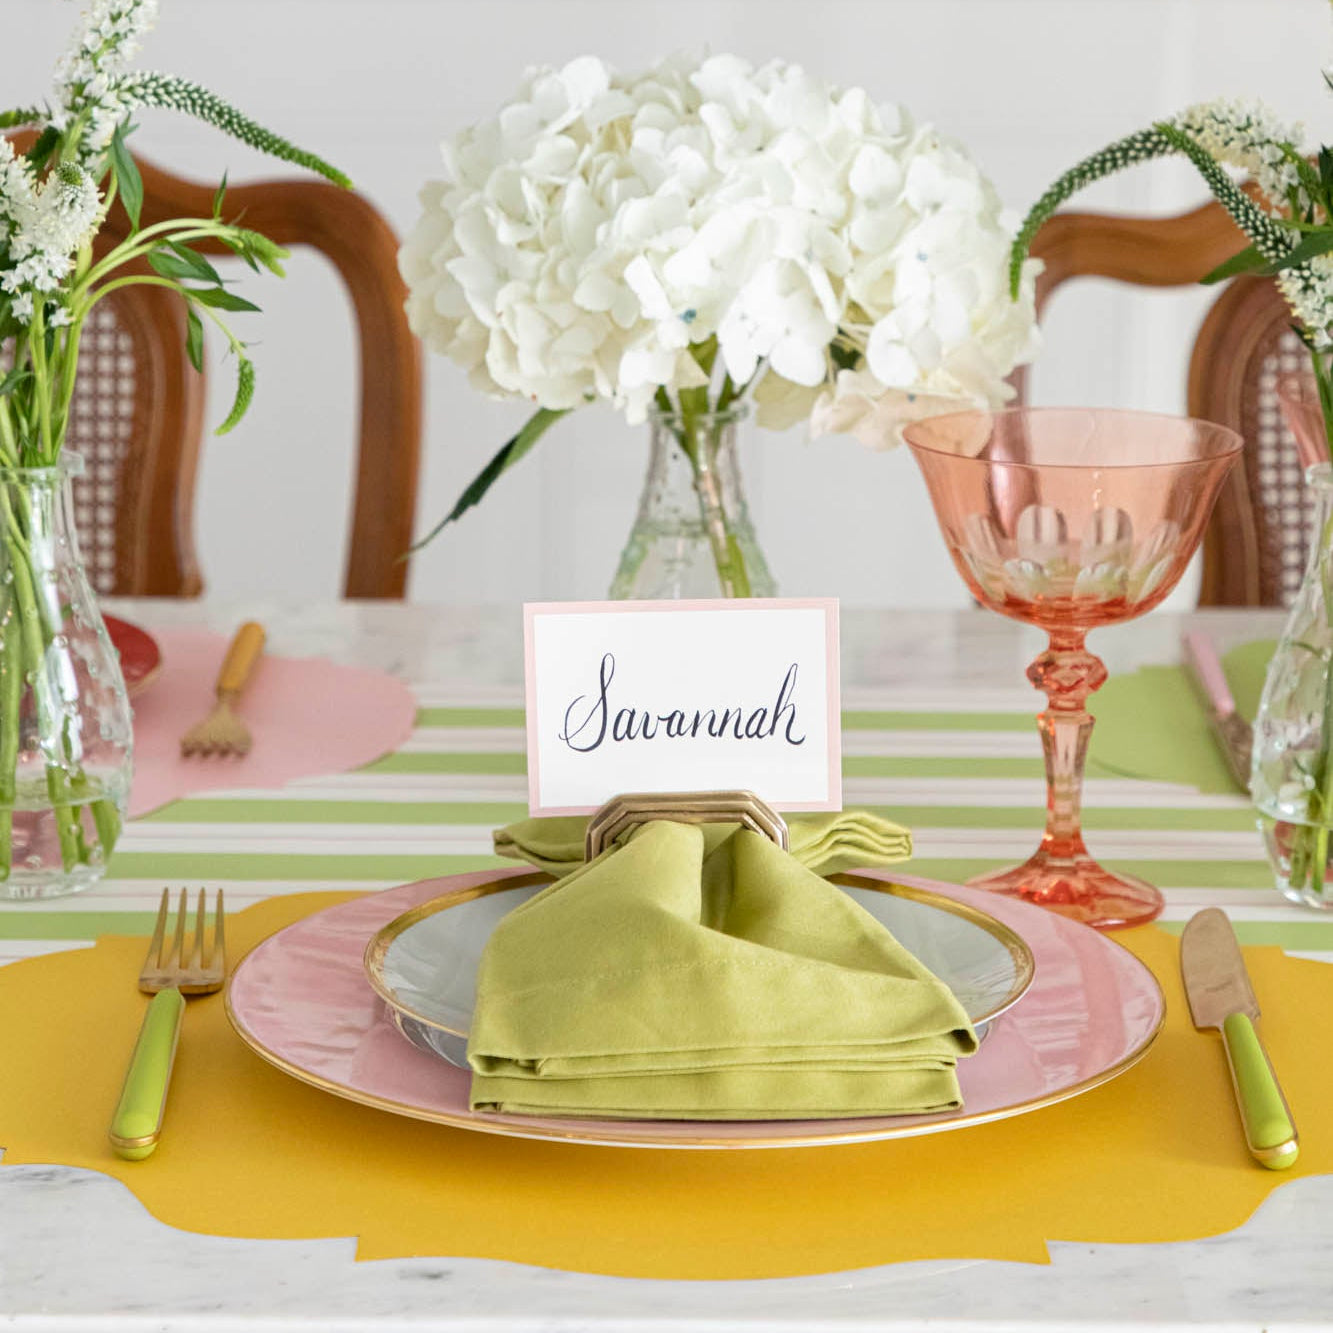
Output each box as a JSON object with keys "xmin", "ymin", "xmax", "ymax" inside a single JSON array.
[{"xmin": 584, "ymin": 790, "xmax": 790, "ymax": 861}]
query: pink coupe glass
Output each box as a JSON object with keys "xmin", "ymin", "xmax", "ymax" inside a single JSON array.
[
  {"xmin": 904, "ymin": 407, "xmax": 1243, "ymax": 929},
  {"xmin": 1276, "ymin": 373, "xmax": 1330, "ymax": 469}
]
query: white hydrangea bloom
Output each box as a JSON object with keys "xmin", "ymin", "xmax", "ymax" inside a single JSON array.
[{"xmin": 402, "ymin": 52, "xmax": 1041, "ymax": 436}]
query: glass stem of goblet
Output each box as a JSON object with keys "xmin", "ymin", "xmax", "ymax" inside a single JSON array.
[{"xmin": 1029, "ymin": 628, "xmax": 1108, "ymax": 863}]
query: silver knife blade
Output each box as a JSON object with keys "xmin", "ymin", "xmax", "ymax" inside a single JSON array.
[
  {"xmin": 1180, "ymin": 907, "xmax": 1259, "ymax": 1030},
  {"xmin": 1210, "ymin": 711, "xmax": 1254, "ymax": 792},
  {"xmin": 1182, "ymin": 633, "xmax": 1253, "ymax": 791},
  {"xmin": 1179, "ymin": 908, "xmax": 1299, "ymax": 1169}
]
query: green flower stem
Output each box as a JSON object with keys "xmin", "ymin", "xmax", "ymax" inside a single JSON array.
[
  {"xmin": 52, "ymin": 323, "xmax": 83, "ymax": 452},
  {"xmin": 0, "ymin": 407, "xmax": 20, "ymax": 467},
  {"xmin": 0, "ymin": 600, "xmax": 19, "ymax": 879},
  {"xmin": 82, "ymin": 273, "xmax": 246, "ymax": 361},
  {"xmin": 653, "ymin": 378, "xmax": 755, "ymax": 599},
  {"xmin": 88, "ymin": 782, "xmax": 121, "ymax": 858},
  {"xmin": 2, "ymin": 528, "xmax": 80, "ymax": 871},
  {"xmin": 0, "ymin": 481, "xmax": 108, "ymax": 876},
  {"xmin": 77, "ymin": 217, "xmax": 252, "ymax": 290},
  {"xmin": 682, "ymin": 411, "xmax": 753, "ymax": 600},
  {"xmin": 44, "ymin": 763, "xmax": 81, "ymax": 871},
  {"xmin": 1313, "ymin": 350, "xmax": 1333, "ymax": 456},
  {"xmin": 24, "ymin": 307, "xmax": 55, "ymax": 462}
]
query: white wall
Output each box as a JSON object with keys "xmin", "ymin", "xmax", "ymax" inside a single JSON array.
[{"xmin": 9, "ymin": 0, "xmax": 1331, "ymax": 606}]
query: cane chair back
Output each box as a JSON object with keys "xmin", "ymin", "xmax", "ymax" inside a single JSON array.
[
  {"xmin": 1028, "ymin": 200, "xmax": 1309, "ymax": 607},
  {"xmin": 66, "ymin": 285, "xmax": 205, "ymax": 595}
]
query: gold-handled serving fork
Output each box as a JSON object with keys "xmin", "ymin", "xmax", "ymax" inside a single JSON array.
[
  {"xmin": 109, "ymin": 888, "xmax": 226, "ymax": 1160},
  {"xmin": 180, "ymin": 621, "xmax": 266, "ymax": 757}
]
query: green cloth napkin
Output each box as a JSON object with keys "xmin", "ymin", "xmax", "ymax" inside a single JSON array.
[
  {"xmin": 493, "ymin": 809, "xmax": 913, "ymax": 878},
  {"xmin": 1088, "ymin": 639, "xmax": 1274, "ymax": 793},
  {"xmin": 468, "ymin": 821, "xmax": 976, "ymax": 1120}
]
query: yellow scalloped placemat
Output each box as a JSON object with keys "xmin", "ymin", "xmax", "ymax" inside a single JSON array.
[{"xmin": 2, "ymin": 891, "xmax": 1329, "ymax": 1279}]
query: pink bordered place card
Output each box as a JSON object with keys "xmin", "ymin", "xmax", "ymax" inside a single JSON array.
[{"xmin": 523, "ymin": 598, "xmax": 841, "ymax": 816}]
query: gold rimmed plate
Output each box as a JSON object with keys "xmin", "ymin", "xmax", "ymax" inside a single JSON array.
[
  {"xmin": 363, "ymin": 873, "xmax": 1036, "ymax": 1070},
  {"xmin": 225, "ymin": 866, "xmax": 1164, "ymax": 1149}
]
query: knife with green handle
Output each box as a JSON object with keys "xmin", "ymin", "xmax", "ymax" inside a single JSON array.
[
  {"xmin": 108, "ymin": 987, "xmax": 184, "ymax": 1160},
  {"xmin": 1180, "ymin": 908, "xmax": 1299, "ymax": 1170}
]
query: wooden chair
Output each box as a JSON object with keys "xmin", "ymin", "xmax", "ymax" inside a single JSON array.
[
  {"xmin": 12, "ymin": 137, "xmax": 422, "ymax": 598},
  {"xmin": 1027, "ymin": 201, "xmax": 1310, "ymax": 606}
]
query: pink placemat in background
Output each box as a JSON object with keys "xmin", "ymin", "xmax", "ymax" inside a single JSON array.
[{"xmin": 125, "ymin": 629, "xmax": 418, "ymax": 817}]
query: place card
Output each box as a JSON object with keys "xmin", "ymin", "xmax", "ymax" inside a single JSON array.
[{"xmin": 524, "ymin": 599, "xmax": 841, "ymax": 815}]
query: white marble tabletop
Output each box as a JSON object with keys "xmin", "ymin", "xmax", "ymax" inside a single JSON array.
[{"xmin": 3, "ymin": 600, "xmax": 1327, "ymax": 1333}]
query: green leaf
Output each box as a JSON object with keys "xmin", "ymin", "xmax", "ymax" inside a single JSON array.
[
  {"xmin": 220, "ymin": 229, "xmax": 287, "ymax": 277},
  {"xmin": 1257, "ymin": 229, "xmax": 1333, "ymax": 275},
  {"xmin": 191, "ymin": 286, "xmax": 261, "ymax": 313},
  {"xmin": 212, "ymin": 171, "xmax": 228, "ymax": 220},
  {"xmin": 1319, "ymin": 148, "xmax": 1333, "ymax": 213},
  {"xmin": 1200, "ymin": 243, "xmax": 1268, "ymax": 285},
  {"xmin": 0, "ymin": 107, "xmax": 40, "ymax": 130},
  {"xmin": 147, "ymin": 248, "xmax": 222, "ymax": 284},
  {"xmin": 829, "ymin": 340, "xmax": 860, "ymax": 372},
  {"xmin": 215, "ymin": 357, "xmax": 255, "ymax": 435},
  {"xmin": 0, "ymin": 366, "xmax": 33, "ymax": 398},
  {"xmin": 409, "ymin": 408, "xmax": 569, "ymax": 551},
  {"xmin": 184, "ymin": 305, "xmax": 204, "ymax": 374},
  {"xmin": 109, "ymin": 124, "xmax": 143, "ymax": 231},
  {"xmin": 23, "ymin": 126, "xmax": 59, "ymax": 173},
  {"xmin": 166, "ymin": 241, "xmax": 222, "ymax": 285},
  {"xmin": 1278, "ymin": 144, "xmax": 1324, "ymax": 217}
]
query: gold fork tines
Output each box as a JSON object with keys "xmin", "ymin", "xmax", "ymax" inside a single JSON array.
[
  {"xmin": 112, "ymin": 888, "xmax": 227, "ymax": 1159},
  {"xmin": 179, "ymin": 697, "xmax": 252, "ymax": 758},
  {"xmin": 180, "ymin": 621, "xmax": 265, "ymax": 758},
  {"xmin": 138, "ymin": 887, "xmax": 226, "ymax": 995}
]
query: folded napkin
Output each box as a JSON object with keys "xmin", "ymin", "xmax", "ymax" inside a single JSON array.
[
  {"xmin": 468, "ymin": 820, "xmax": 975, "ymax": 1120},
  {"xmin": 493, "ymin": 809, "xmax": 912, "ymax": 878}
]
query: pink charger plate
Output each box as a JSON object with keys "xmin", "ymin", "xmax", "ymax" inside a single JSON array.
[{"xmin": 225, "ymin": 869, "xmax": 1166, "ymax": 1150}]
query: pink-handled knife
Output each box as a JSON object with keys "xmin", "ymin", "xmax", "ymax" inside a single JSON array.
[{"xmin": 1182, "ymin": 632, "xmax": 1253, "ymax": 793}]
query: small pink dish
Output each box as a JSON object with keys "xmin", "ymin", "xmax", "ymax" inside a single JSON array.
[{"xmin": 105, "ymin": 615, "xmax": 162, "ymax": 697}]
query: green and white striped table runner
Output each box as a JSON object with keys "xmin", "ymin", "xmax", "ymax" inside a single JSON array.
[{"xmin": 3, "ymin": 680, "xmax": 1329, "ymax": 964}]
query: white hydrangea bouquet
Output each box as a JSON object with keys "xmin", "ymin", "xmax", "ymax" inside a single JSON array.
[
  {"xmin": 402, "ymin": 53, "xmax": 1042, "ymax": 594},
  {"xmin": 0, "ymin": 0, "xmax": 344, "ymax": 890},
  {"xmin": 1008, "ymin": 89, "xmax": 1333, "ymax": 903}
]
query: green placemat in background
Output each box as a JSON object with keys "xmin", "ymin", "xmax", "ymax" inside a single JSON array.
[{"xmin": 1088, "ymin": 639, "xmax": 1275, "ymax": 793}]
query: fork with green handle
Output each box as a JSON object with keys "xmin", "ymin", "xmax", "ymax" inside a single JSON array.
[{"xmin": 109, "ymin": 889, "xmax": 225, "ymax": 1160}]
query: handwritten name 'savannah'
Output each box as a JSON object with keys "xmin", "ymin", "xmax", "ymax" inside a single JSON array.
[{"xmin": 558, "ymin": 654, "xmax": 807, "ymax": 753}]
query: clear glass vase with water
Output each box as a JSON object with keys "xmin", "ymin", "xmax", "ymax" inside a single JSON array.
[
  {"xmin": 0, "ymin": 455, "xmax": 132, "ymax": 899},
  {"xmin": 1252, "ymin": 462, "xmax": 1333, "ymax": 907},
  {"xmin": 609, "ymin": 406, "xmax": 775, "ymax": 600}
]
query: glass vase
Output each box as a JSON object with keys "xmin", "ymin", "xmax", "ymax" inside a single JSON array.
[
  {"xmin": 0, "ymin": 455, "xmax": 132, "ymax": 899},
  {"xmin": 1252, "ymin": 462, "xmax": 1333, "ymax": 908},
  {"xmin": 609, "ymin": 406, "xmax": 776, "ymax": 600}
]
